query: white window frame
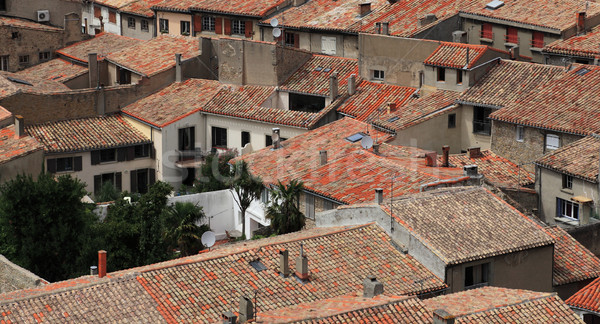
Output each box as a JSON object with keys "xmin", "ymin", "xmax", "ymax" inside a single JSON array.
[
  {"xmin": 202, "ymin": 16, "xmax": 215, "ymax": 32},
  {"xmin": 321, "ymin": 36, "xmax": 336, "ymax": 55},
  {"xmin": 562, "ymin": 174, "xmax": 573, "ymax": 189},
  {"xmin": 232, "ymin": 20, "xmax": 245, "ymax": 35},
  {"xmin": 558, "ymin": 198, "xmax": 579, "ymax": 220},
  {"xmin": 372, "ymin": 70, "xmax": 384, "ymax": 81},
  {"xmin": 546, "ymin": 134, "xmax": 560, "ymax": 150},
  {"xmin": 516, "ymin": 125, "xmax": 524, "ymax": 142},
  {"xmin": 180, "ymin": 21, "xmax": 190, "ymax": 35},
  {"xmin": 159, "ymin": 18, "xmax": 169, "ymax": 33}
]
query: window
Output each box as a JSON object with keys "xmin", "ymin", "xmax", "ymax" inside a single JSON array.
[
  {"xmin": 305, "ymin": 194, "xmax": 315, "ymax": 219},
  {"xmin": 285, "ymin": 32, "xmax": 299, "ymax": 48},
  {"xmin": 456, "ymin": 70, "xmax": 463, "ymax": 84},
  {"xmin": 532, "ymin": 31, "xmax": 544, "ymax": 48},
  {"xmin": 261, "ymin": 188, "xmax": 269, "ymax": 204},
  {"xmin": 516, "ymin": 125, "xmax": 524, "ymax": 142},
  {"xmin": 0, "ymin": 0, "xmax": 6, "ymax": 11},
  {"xmin": 108, "ymin": 10, "xmax": 116, "ymax": 23},
  {"xmin": 99, "ymin": 149, "xmax": 116, "ymax": 162},
  {"xmin": 473, "ymin": 106, "xmax": 492, "ymax": 135},
  {"xmin": 211, "ymin": 127, "xmax": 227, "ymax": 148},
  {"xmin": 93, "ymin": 172, "xmax": 122, "ymax": 195},
  {"xmin": 141, "ymin": 19, "xmax": 149, "ymax": 32},
  {"xmin": 56, "ymin": 157, "xmax": 74, "ymax": 172},
  {"xmin": 117, "ymin": 67, "xmax": 131, "ymax": 84},
  {"xmin": 179, "ymin": 127, "xmax": 196, "ymax": 151},
  {"xmin": 159, "ymin": 18, "xmax": 169, "ymax": 33},
  {"xmin": 562, "ymin": 174, "xmax": 573, "ymax": 190},
  {"xmin": 448, "ymin": 113, "xmax": 456, "ymax": 129},
  {"xmin": 321, "ymin": 36, "xmax": 336, "ymax": 55},
  {"xmin": 506, "ymin": 27, "xmax": 518, "ymax": 44},
  {"xmin": 47, "ymin": 156, "xmax": 82, "ymax": 173},
  {"xmin": 557, "ymin": 198, "xmax": 579, "ymax": 220},
  {"xmin": 231, "ymin": 20, "xmax": 245, "ymax": 35},
  {"xmin": 127, "ymin": 17, "xmax": 135, "ymax": 29},
  {"xmin": 180, "ymin": 21, "xmax": 190, "ymax": 35},
  {"xmin": 465, "ymin": 263, "xmax": 490, "ymax": 289},
  {"xmin": 372, "ymin": 70, "xmax": 384, "ymax": 81},
  {"xmin": 19, "ymin": 55, "xmax": 29, "ymax": 64},
  {"xmin": 94, "ymin": 6, "xmax": 101, "ymax": 18},
  {"xmin": 134, "ymin": 144, "xmax": 149, "ymax": 158},
  {"xmin": 481, "ymin": 23, "xmax": 493, "ymax": 39},
  {"xmin": 130, "ymin": 168, "xmax": 155, "ymax": 194},
  {"xmin": 265, "ymin": 135, "xmax": 272, "ymax": 147},
  {"xmin": 437, "ymin": 67, "xmax": 446, "ymax": 82},
  {"xmin": 38, "ymin": 51, "xmax": 50, "ymax": 62},
  {"xmin": 546, "ymin": 134, "xmax": 560, "ymax": 150},
  {"xmin": 202, "ymin": 16, "xmax": 215, "ymax": 31},
  {"xmin": 241, "ymin": 131, "xmax": 250, "ymax": 147}
]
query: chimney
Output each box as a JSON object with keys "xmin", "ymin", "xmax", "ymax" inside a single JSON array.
[
  {"xmin": 418, "ymin": 13, "xmax": 437, "ymax": 27},
  {"xmin": 272, "ymin": 128, "xmax": 281, "ymax": 149},
  {"xmin": 175, "ymin": 53, "xmax": 182, "ymax": 82},
  {"xmin": 329, "ymin": 72, "xmax": 339, "ymax": 100},
  {"xmin": 363, "ymin": 275, "xmax": 384, "ymax": 298},
  {"xmin": 381, "ymin": 22, "xmax": 389, "ymax": 35},
  {"xmin": 425, "ymin": 152, "xmax": 437, "ymax": 167},
  {"xmin": 467, "ymin": 147, "xmax": 481, "ymax": 159},
  {"xmin": 14, "ymin": 115, "xmax": 24, "ymax": 139},
  {"xmin": 375, "ymin": 188, "xmax": 383, "ymax": 204},
  {"xmin": 509, "ymin": 45, "xmax": 519, "ymax": 60},
  {"xmin": 295, "ymin": 244, "xmax": 309, "ymax": 280},
  {"xmin": 359, "ymin": 3, "xmax": 372, "ymax": 16},
  {"xmin": 386, "ymin": 102, "xmax": 397, "ymax": 114},
  {"xmin": 98, "ymin": 250, "xmax": 107, "ymax": 278},
  {"xmin": 238, "ymin": 296, "xmax": 254, "ymax": 323},
  {"xmin": 279, "ymin": 249, "xmax": 290, "ymax": 277},
  {"xmin": 452, "ymin": 30, "xmax": 467, "ymax": 43},
  {"xmin": 373, "ymin": 143, "xmax": 380, "ymax": 154},
  {"xmin": 319, "ymin": 150, "xmax": 328, "ymax": 165},
  {"xmin": 463, "ymin": 165, "xmax": 478, "ymax": 177},
  {"xmin": 433, "ymin": 309, "xmax": 455, "ymax": 324},
  {"xmin": 466, "ymin": 47, "xmax": 470, "ymax": 66},
  {"xmin": 88, "ymin": 53, "xmax": 98, "ymax": 89},
  {"xmin": 90, "ymin": 266, "xmax": 98, "ymax": 276},
  {"xmin": 348, "ymin": 74, "xmax": 356, "ymax": 95},
  {"xmin": 578, "ymin": 12, "xmax": 586, "ymax": 34},
  {"xmin": 222, "ymin": 311, "xmax": 237, "ymax": 324},
  {"xmin": 442, "ymin": 145, "xmax": 449, "ymax": 167}
]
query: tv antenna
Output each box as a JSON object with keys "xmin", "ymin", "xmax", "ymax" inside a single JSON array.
[{"xmin": 201, "ymin": 231, "xmax": 216, "ymax": 250}]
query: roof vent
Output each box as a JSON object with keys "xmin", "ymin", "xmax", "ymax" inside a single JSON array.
[
  {"xmin": 485, "ymin": 0, "xmax": 504, "ymax": 10},
  {"xmin": 363, "ymin": 275, "xmax": 384, "ymax": 298}
]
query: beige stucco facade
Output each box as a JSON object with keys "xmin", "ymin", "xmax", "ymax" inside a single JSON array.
[
  {"xmin": 120, "ymin": 13, "xmax": 154, "ymax": 40},
  {"xmin": 0, "ymin": 150, "xmax": 43, "ymax": 184}
]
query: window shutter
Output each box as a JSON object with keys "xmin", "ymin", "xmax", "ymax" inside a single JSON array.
[
  {"xmin": 294, "ymin": 33, "xmax": 300, "ymax": 48},
  {"xmin": 150, "ymin": 145, "xmax": 156, "ymax": 159},
  {"xmin": 94, "ymin": 175, "xmax": 101, "ymax": 194},
  {"xmin": 224, "ymin": 18, "xmax": 231, "ymax": 35},
  {"xmin": 127, "ymin": 146, "xmax": 135, "ymax": 160},
  {"xmin": 245, "ymin": 21, "xmax": 253, "ymax": 38},
  {"xmin": 47, "ymin": 158, "xmax": 57, "ymax": 173},
  {"xmin": 117, "ymin": 148, "xmax": 127, "ymax": 162},
  {"xmin": 194, "ymin": 15, "xmax": 202, "ymax": 34},
  {"xmin": 91, "ymin": 150, "xmax": 100, "ymax": 165},
  {"xmin": 149, "ymin": 168, "xmax": 156, "ymax": 185},
  {"xmin": 556, "ymin": 198, "xmax": 562, "ymax": 218},
  {"xmin": 115, "ymin": 172, "xmax": 122, "ymax": 191},
  {"xmin": 74, "ymin": 156, "xmax": 82, "ymax": 171},
  {"xmin": 130, "ymin": 170, "xmax": 138, "ymax": 193},
  {"xmin": 215, "ymin": 17, "xmax": 222, "ymax": 34}
]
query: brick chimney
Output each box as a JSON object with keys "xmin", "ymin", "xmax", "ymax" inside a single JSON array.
[
  {"xmin": 88, "ymin": 53, "xmax": 98, "ymax": 88},
  {"xmin": 463, "ymin": 165, "xmax": 478, "ymax": 177},
  {"xmin": 467, "ymin": 147, "xmax": 481, "ymax": 159},
  {"xmin": 363, "ymin": 275, "xmax": 384, "ymax": 298},
  {"xmin": 386, "ymin": 102, "xmax": 397, "ymax": 114},
  {"xmin": 348, "ymin": 74, "xmax": 356, "ymax": 95},
  {"xmin": 175, "ymin": 53, "xmax": 182, "ymax": 82},
  {"xmin": 279, "ymin": 249, "xmax": 290, "ymax": 277},
  {"xmin": 433, "ymin": 309, "xmax": 455, "ymax": 324},
  {"xmin": 329, "ymin": 72, "xmax": 339, "ymax": 100},
  {"xmin": 98, "ymin": 250, "xmax": 107, "ymax": 278},
  {"xmin": 295, "ymin": 243, "xmax": 309, "ymax": 280},
  {"xmin": 319, "ymin": 150, "xmax": 327, "ymax": 166},
  {"xmin": 222, "ymin": 311, "xmax": 237, "ymax": 324},
  {"xmin": 14, "ymin": 115, "xmax": 24, "ymax": 139},
  {"xmin": 578, "ymin": 12, "xmax": 586, "ymax": 34},
  {"xmin": 239, "ymin": 296, "xmax": 254, "ymax": 323},
  {"xmin": 441, "ymin": 145, "xmax": 449, "ymax": 167},
  {"xmin": 359, "ymin": 3, "xmax": 372, "ymax": 16},
  {"xmin": 375, "ymin": 188, "xmax": 383, "ymax": 204},
  {"xmin": 425, "ymin": 152, "xmax": 437, "ymax": 167}
]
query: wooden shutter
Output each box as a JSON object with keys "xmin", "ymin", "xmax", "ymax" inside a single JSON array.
[
  {"xmin": 481, "ymin": 23, "xmax": 492, "ymax": 39},
  {"xmin": 194, "ymin": 15, "xmax": 202, "ymax": 35},
  {"xmin": 91, "ymin": 150, "xmax": 100, "ymax": 165},
  {"xmin": 215, "ymin": 17, "xmax": 222, "ymax": 34},
  {"xmin": 115, "ymin": 172, "xmax": 122, "ymax": 191},
  {"xmin": 47, "ymin": 158, "xmax": 57, "ymax": 173},
  {"xmin": 149, "ymin": 168, "xmax": 156, "ymax": 185},
  {"xmin": 117, "ymin": 147, "xmax": 127, "ymax": 162},
  {"xmin": 245, "ymin": 21, "xmax": 253, "ymax": 38},
  {"xmin": 150, "ymin": 145, "xmax": 156, "ymax": 159},
  {"xmin": 224, "ymin": 18, "xmax": 231, "ymax": 35},
  {"xmin": 294, "ymin": 33, "xmax": 300, "ymax": 48},
  {"xmin": 127, "ymin": 146, "xmax": 135, "ymax": 161},
  {"xmin": 506, "ymin": 27, "xmax": 518, "ymax": 43},
  {"xmin": 94, "ymin": 175, "xmax": 101, "ymax": 194},
  {"xmin": 74, "ymin": 156, "xmax": 82, "ymax": 171},
  {"xmin": 109, "ymin": 10, "xmax": 116, "ymax": 23},
  {"xmin": 130, "ymin": 170, "xmax": 138, "ymax": 193},
  {"xmin": 94, "ymin": 6, "xmax": 101, "ymax": 18}
]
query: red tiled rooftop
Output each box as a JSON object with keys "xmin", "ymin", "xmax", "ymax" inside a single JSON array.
[
  {"xmin": 0, "ymin": 125, "xmax": 43, "ymax": 165},
  {"xmin": 120, "ymin": 0, "xmax": 165, "ymax": 17},
  {"xmin": 15, "ymin": 58, "xmax": 87, "ymax": 83},
  {"xmin": 105, "ymin": 35, "xmax": 199, "ymax": 77},
  {"xmin": 544, "ymin": 25, "xmax": 600, "ymax": 58},
  {"xmin": 93, "ymin": 0, "xmax": 138, "ymax": 9},
  {"xmin": 0, "ymin": 16, "xmax": 62, "ymax": 32},
  {"xmin": 545, "ymin": 226, "xmax": 600, "ymax": 286},
  {"xmin": 424, "ymin": 43, "xmax": 502, "ymax": 69},
  {"xmin": 536, "ymin": 136, "xmax": 600, "ymax": 183},
  {"xmin": 153, "ymin": 0, "xmax": 286, "ymax": 17},
  {"xmin": 566, "ymin": 276, "xmax": 600, "ymax": 314},
  {"xmin": 26, "ymin": 114, "xmax": 151, "ymax": 153},
  {"xmin": 0, "ymin": 106, "xmax": 11, "ymax": 123},
  {"xmin": 0, "ymin": 72, "xmax": 70, "ymax": 99},
  {"xmin": 280, "ymin": 55, "xmax": 358, "ymax": 97},
  {"xmin": 57, "ymin": 32, "xmax": 142, "ymax": 63}
]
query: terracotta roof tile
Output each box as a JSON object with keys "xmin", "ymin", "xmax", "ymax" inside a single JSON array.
[
  {"xmin": 490, "ymin": 64, "xmax": 600, "ymax": 135},
  {"xmin": 0, "ymin": 106, "xmax": 11, "ymax": 123},
  {"xmin": 0, "ymin": 72, "xmax": 70, "ymax": 99},
  {"xmin": 459, "ymin": 60, "xmax": 564, "ymax": 108},
  {"xmin": 424, "ymin": 43, "xmax": 501, "ymax": 69},
  {"xmin": 280, "ymin": 55, "xmax": 358, "ymax": 97},
  {"xmin": 104, "ymin": 35, "xmax": 199, "ymax": 77},
  {"xmin": 26, "ymin": 114, "xmax": 151, "ymax": 153},
  {"xmin": 153, "ymin": 0, "xmax": 286, "ymax": 17},
  {"xmin": 545, "ymin": 226, "xmax": 600, "ymax": 286},
  {"xmin": 544, "ymin": 25, "xmax": 600, "ymax": 58},
  {"xmin": 425, "ymin": 286, "xmax": 583, "ymax": 323},
  {"xmin": 119, "ymin": 0, "xmax": 165, "ymax": 17},
  {"xmin": 0, "ymin": 16, "xmax": 62, "ymax": 32},
  {"xmin": 15, "ymin": 58, "xmax": 87, "ymax": 83},
  {"xmin": 0, "ymin": 125, "xmax": 43, "ymax": 165},
  {"xmin": 93, "ymin": 0, "xmax": 138, "ymax": 9},
  {"xmin": 566, "ymin": 276, "xmax": 600, "ymax": 313},
  {"xmin": 57, "ymin": 32, "xmax": 142, "ymax": 63},
  {"xmin": 387, "ymin": 187, "xmax": 554, "ymax": 265},
  {"xmin": 536, "ymin": 136, "xmax": 600, "ymax": 182}
]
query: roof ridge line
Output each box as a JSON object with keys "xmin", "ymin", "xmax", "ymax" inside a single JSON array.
[{"xmin": 452, "ymin": 291, "xmax": 557, "ymax": 319}]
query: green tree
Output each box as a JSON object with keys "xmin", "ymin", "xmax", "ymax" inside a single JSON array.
[
  {"xmin": 94, "ymin": 181, "xmax": 120, "ymax": 203},
  {"xmin": 228, "ymin": 161, "xmax": 263, "ymax": 239},
  {"xmin": 164, "ymin": 202, "xmax": 208, "ymax": 256},
  {"xmin": 266, "ymin": 180, "xmax": 305, "ymax": 235},
  {"xmin": 0, "ymin": 173, "xmax": 97, "ymax": 281},
  {"xmin": 138, "ymin": 181, "xmax": 173, "ymax": 265},
  {"xmin": 194, "ymin": 150, "xmax": 237, "ymax": 193}
]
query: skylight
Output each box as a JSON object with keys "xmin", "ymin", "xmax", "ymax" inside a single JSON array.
[
  {"xmin": 315, "ymin": 67, "xmax": 323, "ymax": 72},
  {"xmin": 323, "ymin": 68, "xmax": 331, "ymax": 72},
  {"xmin": 346, "ymin": 132, "xmax": 365, "ymax": 142},
  {"xmin": 485, "ymin": 0, "xmax": 504, "ymax": 10},
  {"xmin": 250, "ymin": 260, "xmax": 267, "ymax": 272},
  {"xmin": 7, "ymin": 77, "xmax": 32, "ymax": 86},
  {"xmin": 575, "ymin": 68, "xmax": 591, "ymax": 76},
  {"xmin": 387, "ymin": 116, "xmax": 400, "ymax": 122}
]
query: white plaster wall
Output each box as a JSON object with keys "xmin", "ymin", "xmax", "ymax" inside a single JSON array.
[
  {"xmin": 160, "ymin": 114, "xmax": 204, "ymax": 188},
  {"xmin": 83, "ymin": 4, "xmax": 121, "ymax": 35}
]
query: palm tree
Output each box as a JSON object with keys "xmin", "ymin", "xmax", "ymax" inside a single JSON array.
[
  {"xmin": 266, "ymin": 180, "xmax": 305, "ymax": 234},
  {"xmin": 228, "ymin": 161, "xmax": 263, "ymax": 239},
  {"xmin": 164, "ymin": 202, "xmax": 207, "ymax": 256}
]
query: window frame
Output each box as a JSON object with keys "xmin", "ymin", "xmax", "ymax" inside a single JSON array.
[
  {"xmin": 56, "ymin": 157, "xmax": 74, "ymax": 172},
  {"xmin": 546, "ymin": 134, "xmax": 560, "ymax": 150},
  {"xmin": 562, "ymin": 174, "xmax": 573, "ymax": 190},
  {"xmin": 473, "ymin": 106, "xmax": 492, "ymax": 135},
  {"xmin": 456, "ymin": 70, "xmax": 463, "ymax": 85},
  {"xmin": 231, "ymin": 19, "xmax": 245, "ymax": 35},
  {"xmin": 516, "ymin": 125, "xmax": 524, "ymax": 142},
  {"xmin": 108, "ymin": 10, "xmax": 116, "ymax": 24},
  {"xmin": 211, "ymin": 126, "xmax": 227, "ymax": 148},
  {"xmin": 141, "ymin": 19, "xmax": 149, "ymax": 32},
  {"xmin": 94, "ymin": 6, "xmax": 102, "ymax": 19},
  {"xmin": 127, "ymin": 17, "xmax": 136, "ymax": 29},
  {"xmin": 202, "ymin": 16, "xmax": 215, "ymax": 32},
  {"xmin": 179, "ymin": 127, "xmax": 196, "ymax": 151},
  {"xmin": 134, "ymin": 144, "xmax": 149, "ymax": 159},
  {"xmin": 180, "ymin": 21, "xmax": 191, "ymax": 35},
  {"xmin": 0, "ymin": 0, "xmax": 6, "ymax": 11},
  {"xmin": 321, "ymin": 36, "xmax": 336, "ymax": 55},
  {"xmin": 505, "ymin": 27, "xmax": 518, "ymax": 44},
  {"xmin": 481, "ymin": 23, "xmax": 493, "ymax": 39},
  {"xmin": 18, "ymin": 55, "xmax": 29, "ymax": 64},
  {"xmin": 448, "ymin": 113, "xmax": 456, "ymax": 129},
  {"xmin": 532, "ymin": 31, "xmax": 544, "ymax": 48},
  {"xmin": 557, "ymin": 198, "xmax": 579, "ymax": 220},
  {"xmin": 159, "ymin": 18, "xmax": 169, "ymax": 33},
  {"xmin": 437, "ymin": 67, "xmax": 446, "ymax": 82},
  {"xmin": 372, "ymin": 70, "xmax": 385, "ymax": 81},
  {"xmin": 0, "ymin": 55, "xmax": 7, "ymax": 71},
  {"xmin": 38, "ymin": 51, "xmax": 50, "ymax": 62},
  {"xmin": 99, "ymin": 148, "xmax": 116, "ymax": 163},
  {"xmin": 284, "ymin": 32, "xmax": 296, "ymax": 47},
  {"xmin": 241, "ymin": 131, "xmax": 251, "ymax": 148},
  {"xmin": 464, "ymin": 262, "xmax": 490, "ymax": 290}
]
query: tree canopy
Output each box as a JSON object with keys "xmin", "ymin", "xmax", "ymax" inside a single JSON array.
[
  {"xmin": 266, "ymin": 180, "xmax": 305, "ymax": 235},
  {"xmin": 228, "ymin": 161, "xmax": 263, "ymax": 239}
]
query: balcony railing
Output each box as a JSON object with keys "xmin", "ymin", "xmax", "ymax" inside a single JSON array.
[{"xmin": 504, "ymin": 35, "xmax": 519, "ymax": 44}]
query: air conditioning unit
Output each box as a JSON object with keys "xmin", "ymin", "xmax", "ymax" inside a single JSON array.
[{"xmin": 37, "ymin": 10, "xmax": 50, "ymax": 22}]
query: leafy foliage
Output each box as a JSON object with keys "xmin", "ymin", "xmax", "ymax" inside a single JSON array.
[
  {"xmin": 228, "ymin": 161, "xmax": 263, "ymax": 239},
  {"xmin": 164, "ymin": 202, "xmax": 208, "ymax": 256},
  {"xmin": 194, "ymin": 150, "xmax": 237, "ymax": 193},
  {"xmin": 266, "ymin": 180, "xmax": 305, "ymax": 235},
  {"xmin": 94, "ymin": 181, "xmax": 120, "ymax": 203}
]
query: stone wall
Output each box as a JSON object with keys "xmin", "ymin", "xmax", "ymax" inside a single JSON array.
[
  {"xmin": 0, "ymin": 254, "xmax": 46, "ymax": 293},
  {"xmin": 567, "ymin": 222, "xmax": 600, "ymax": 257}
]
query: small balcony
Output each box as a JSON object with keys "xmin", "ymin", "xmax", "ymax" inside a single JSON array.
[{"xmin": 175, "ymin": 148, "xmax": 206, "ymax": 168}]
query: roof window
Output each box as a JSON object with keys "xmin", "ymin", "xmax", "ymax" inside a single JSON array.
[
  {"xmin": 7, "ymin": 76, "xmax": 32, "ymax": 86},
  {"xmin": 323, "ymin": 68, "xmax": 331, "ymax": 72},
  {"xmin": 387, "ymin": 116, "xmax": 400, "ymax": 122},
  {"xmin": 485, "ymin": 0, "xmax": 504, "ymax": 10},
  {"xmin": 314, "ymin": 67, "xmax": 323, "ymax": 71},
  {"xmin": 575, "ymin": 68, "xmax": 591, "ymax": 76},
  {"xmin": 346, "ymin": 132, "xmax": 365, "ymax": 142},
  {"xmin": 249, "ymin": 259, "xmax": 267, "ymax": 272}
]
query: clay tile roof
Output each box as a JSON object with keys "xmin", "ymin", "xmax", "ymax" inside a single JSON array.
[
  {"xmin": 459, "ymin": 60, "xmax": 564, "ymax": 108},
  {"xmin": 490, "ymin": 64, "xmax": 600, "ymax": 135},
  {"xmin": 14, "ymin": 58, "xmax": 87, "ymax": 83},
  {"xmin": 566, "ymin": 276, "xmax": 600, "ymax": 314},
  {"xmin": 536, "ymin": 136, "xmax": 600, "ymax": 183},
  {"xmin": 123, "ymin": 79, "xmax": 223, "ymax": 128},
  {"xmin": 372, "ymin": 90, "xmax": 460, "ymax": 132},
  {"xmin": 25, "ymin": 114, "xmax": 151, "ymax": 153},
  {"xmin": 545, "ymin": 226, "xmax": 600, "ymax": 286},
  {"xmin": 57, "ymin": 32, "xmax": 142, "ymax": 63},
  {"xmin": 0, "ymin": 16, "xmax": 62, "ymax": 32},
  {"xmin": 0, "ymin": 125, "xmax": 43, "ymax": 165},
  {"xmin": 259, "ymin": 294, "xmax": 432, "ymax": 323},
  {"xmin": 93, "ymin": 0, "xmax": 138, "ymax": 9},
  {"xmin": 388, "ymin": 187, "xmax": 554, "ymax": 265},
  {"xmin": 424, "ymin": 286, "xmax": 583, "ymax": 323},
  {"xmin": 0, "ymin": 106, "xmax": 11, "ymax": 124},
  {"xmin": 104, "ymin": 35, "xmax": 199, "ymax": 77},
  {"xmin": 280, "ymin": 55, "xmax": 358, "ymax": 97},
  {"xmin": 447, "ymin": 149, "xmax": 534, "ymax": 188},
  {"xmin": 336, "ymin": 80, "xmax": 415, "ymax": 122},
  {"xmin": 424, "ymin": 42, "xmax": 498, "ymax": 69},
  {"xmin": 119, "ymin": 0, "xmax": 165, "ymax": 17},
  {"xmin": 460, "ymin": 0, "xmax": 600, "ymax": 32},
  {"xmin": 0, "ymin": 72, "xmax": 70, "ymax": 99},
  {"xmin": 154, "ymin": 0, "xmax": 287, "ymax": 17},
  {"xmin": 544, "ymin": 26, "xmax": 600, "ymax": 58}
]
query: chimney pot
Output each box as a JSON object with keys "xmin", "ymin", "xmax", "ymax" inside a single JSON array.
[
  {"xmin": 319, "ymin": 150, "xmax": 328, "ymax": 166},
  {"xmin": 359, "ymin": 2, "xmax": 371, "ymax": 16},
  {"xmin": 295, "ymin": 246, "xmax": 309, "ymax": 280},
  {"xmin": 272, "ymin": 128, "xmax": 281, "ymax": 149},
  {"xmin": 222, "ymin": 311, "xmax": 237, "ymax": 324},
  {"xmin": 442, "ymin": 145, "xmax": 450, "ymax": 167},
  {"xmin": 329, "ymin": 72, "xmax": 339, "ymax": 100},
  {"xmin": 348, "ymin": 74, "xmax": 356, "ymax": 95},
  {"xmin": 98, "ymin": 250, "xmax": 107, "ymax": 278},
  {"xmin": 425, "ymin": 152, "xmax": 437, "ymax": 167},
  {"xmin": 433, "ymin": 309, "xmax": 455, "ymax": 324},
  {"xmin": 467, "ymin": 147, "xmax": 481, "ymax": 159},
  {"xmin": 375, "ymin": 188, "xmax": 383, "ymax": 204},
  {"xmin": 363, "ymin": 275, "xmax": 384, "ymax": 298},
  {"xmin": 373, "ymin": 143, "xmax": 380, "ymax": 154},
  {"xmin": 90, "ymin": 265, "xmax": 98, "ymax": 276},
  {"xmin": 279, "ymin": 249, "xmax": 290, "ymax": 277},
  {"xmin": 14, "ymin": 115, "xmax": 24, "ymax": 139},
  {"xmin": 239, "ymin": 296, "xmax": 254, "ymax": 323},
  {"xmin": 463, "ymin": 165, "xmax": 478, "ymax": 177},
  {"xmin": 175, "ymin": 53, "xmax": 182, "ymax": 82}
]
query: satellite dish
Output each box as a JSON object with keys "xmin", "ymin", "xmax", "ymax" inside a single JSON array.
[
  {"xmin": 270, "ymin": 18, "xmax": 279, "ymax": 27},
  {"xmin": 272, "ymin": 28, "xmax": 281, "ymax": 38},
  {"xmin": 201, "ymin": 231, "xmax": 216, "ymax": 248},
  {"xmin": 361, "ymin": 135, "xmax": 373, "ymax": 149}
]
